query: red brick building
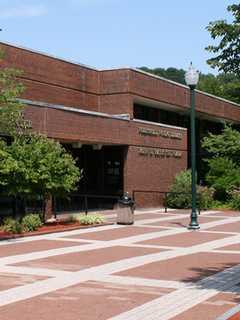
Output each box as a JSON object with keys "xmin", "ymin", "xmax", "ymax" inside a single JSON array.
[{"xmin": 1, "ymin": 41, "xmax": 240, "ymax": 211}]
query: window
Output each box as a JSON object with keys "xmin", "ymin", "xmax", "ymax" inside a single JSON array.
[{"xmin": 133, "ymin": 103, "xmax": 188, "ymax": 128}]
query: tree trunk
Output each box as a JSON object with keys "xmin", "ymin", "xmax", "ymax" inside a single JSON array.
[{"xmin": 43, "ymin": 195, "xmax": 53, "ymax": 222}]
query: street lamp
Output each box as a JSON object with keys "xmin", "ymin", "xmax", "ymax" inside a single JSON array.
[{"xmin": 185, "ymin": 62, "xmax": 200, "ymax": 230}]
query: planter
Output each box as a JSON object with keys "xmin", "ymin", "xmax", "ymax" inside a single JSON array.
[{"xmin": 0, "ymin": 221, "xmax": 113, "ymax": 241}]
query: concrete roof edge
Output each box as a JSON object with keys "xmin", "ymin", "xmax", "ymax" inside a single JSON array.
[
  {"xmin": 105, "ymin": 67, "xmax": 240, "ymax": 108},
  {"xmin": 21, "ymin": 98, "xmax": 186, "ymax": 131},
  {"xmin": 132, "ymin": 68, "xmax": 240, "ymax": 108},
  {"xmin": 19, "ymin": 98, "xmax": 131, "ymax": 121},
  {"xmin": 195, "ymin": 88, "xmax": 240, "ymax": 107},
  {"xmin": 0, "ymin": 40, "xmax": 99, "ymax": 71},
  {"xmin": 133, "ymin": 119, "xmax": 187, "ymax": 131}
]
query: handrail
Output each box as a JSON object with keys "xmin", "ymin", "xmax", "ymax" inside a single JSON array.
[
  {"xmin": 132, "ymin": 190, "xmax": 201, "ymax": 214},
  {"xmin": 0, "ymin": 193, "xmax": 121, "ymax": 217},
  {"xmin": 53, "ymin": 193, "xmax": 121, "ymax": 216}
]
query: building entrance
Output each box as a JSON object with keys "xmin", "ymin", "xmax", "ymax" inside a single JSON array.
[
  {"xmin": 54, "ymin": 145, "xmax": 125, "ymax": 212},
  {"xmin": 78, "ymin": 145, "xmax": 124, "ymax": 196}
]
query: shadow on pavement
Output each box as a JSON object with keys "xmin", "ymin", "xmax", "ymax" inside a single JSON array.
[{"xmin": 182, "ymin": 263, "xmax": 240, "ymax": 301}]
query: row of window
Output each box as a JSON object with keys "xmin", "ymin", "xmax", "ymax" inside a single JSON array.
[{"xmin": 134, "ymin": 103, "xmax": 189, "ymax": 128}]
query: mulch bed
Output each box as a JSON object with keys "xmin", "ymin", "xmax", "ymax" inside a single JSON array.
[
  {"xmin": 0, "ymin": 221, "xmax": 114, "ymax": 241},
  {"xmin": 226, "ymin": 310, "xmax": 240, "ymax": 320}
]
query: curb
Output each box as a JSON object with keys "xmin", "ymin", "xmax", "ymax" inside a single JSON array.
[
  {"xmin": 0, "ymin": 222, "xmax": 114, "ymax": 241},
  {"xmin": 217, "ymin": 305, "xmax": 240, "ymax": 320}
]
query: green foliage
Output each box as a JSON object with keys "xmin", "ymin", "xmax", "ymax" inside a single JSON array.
[
  {"xmin": 0, "ymin": 48, "xmax": 30, "ymax": 138},
  {"xmin": 0, "ymin": 64, "xmax": 30, "ymax": 137},
  {"xmin": 75, "ymin": 214, "xmax": 105, "ymax": 225},
  {"xmin": 0, "ymin": 134, "xmax": 81, "ymax": 199},
  {"xmin": 202, "ymin": 124, "xmax": 240, "ymax": 201},
  {"xmin": 139, "ymin": 66, "xmax": 186, "ymax": 84},
  {"xmin": 167, "ymin": 170, "xmax": 214, "ymax": 209},
  {"xmin": 210, "ymin": 200, "xmax": 232, "ymax": 210},
  {"xmin": 0, "ymin": 139, "xmax": 18, "ymax": 187},
  {"xmin": 167, "ymin": 170, "xmax": 192, "ymax": 209},
  {"xmin": 205, "ymin": 157, "xmax": 240, "ymax": 199},
  {"xmin": 0, "ymin": 49, "xmax": 81, "ymax": 220},
  {"xmin": 21, "ymin": 214, "xmax": 43, "ymax": 232},
  {"xmin": 0, "ymin": 135, "xmax": 81, "ymax": 220},
  {"xmin": 202, "ymin": 124, "xmax": 240, "ymax": 164},
  {"xmin": 206, "ymin": 3, "xmax": 240, "ymax": 76},
  {"xmin": 198, "ymin": 73, "xmax": 221, "ymax": 97},
  {"xmin": 216, "ymin": 73, "xmax": 240, "ymax": 104},
  {"xmin": 198, "ymin": 186, "xmax": 215, "ymax": 210},
  {"xmin": 229, "ymin": 189, "xmax": 240, "ymax": 210},
  {"xmin": 198, "ymin": 73, "xmax": 240, "ymax": 104},
  {"xmin": 1, "ymin": 214, "xmax": 42, "ymax": 234},
  {"xmin": 2, "ymin": 217, "xmax": 22, "ymax": 234}
]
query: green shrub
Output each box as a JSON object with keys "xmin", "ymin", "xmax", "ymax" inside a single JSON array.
[
  {"xmin": 2, "ymin": 217, "xmax": 22, "ymax": 234},
  {"xmin": 167, "ymin": 170, "xmax": 192, "ymax": 209},
  {"xmin": 198, "ymin": 186, "xmax": 215, "ymax": 210},
  {"xmin": 166, "ymin": 170, "xmax": 215, "ymax": 210},
  {"xmin": 205, "ymin": 157, "xmax": 240, "ymax": 200},
  {"xmin": 76, "ymin": 214, "xmax": 105, "ymax": 225},
  {"xmin": 229, "ymin": 189, "xmax": 240, "ymax": 210},
  {"xmin": 21, "ymin": 214, "xmax": 43, "ymax": 232}
]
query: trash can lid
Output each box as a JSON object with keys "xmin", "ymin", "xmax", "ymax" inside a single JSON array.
[{"xmin": 119, "ymin": 192, "xmax": 134, "ymax": 205}]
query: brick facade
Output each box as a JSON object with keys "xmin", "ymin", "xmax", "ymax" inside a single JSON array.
[
  {"xmin": 124, "ymin": 146, "xmax": 188, "ymax": 207},
  {"xmin": 1, "ymin": 41, "xmax": 240, "ymax": 210},
  {"xmin": 25, "ymin": 104, "xmax": 187, "ymax": 208}
]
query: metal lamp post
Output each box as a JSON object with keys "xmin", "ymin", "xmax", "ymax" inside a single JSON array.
[{"xmin": 185, "ymin": 63, "xmax": 200, "ymax": 230}]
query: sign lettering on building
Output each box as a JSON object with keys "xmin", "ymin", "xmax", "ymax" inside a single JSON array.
[
  {"xmin": 138, "ymin": 147, "xmax": 182, "ymax": 158},
  {"xmin": 139, "ymin": 127, "xmax": 182, "ymax": 140}
]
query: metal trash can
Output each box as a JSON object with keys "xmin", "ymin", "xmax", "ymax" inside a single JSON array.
[{"xmin": 117, "ymin": 192, "xmax": 135, "ymax": 225}]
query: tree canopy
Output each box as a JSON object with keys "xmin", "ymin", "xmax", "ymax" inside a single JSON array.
[
  {"xmin": 0, "ymin": 135, "xmax": 80, "ymax": 200},
  {"xmin": 202, "ymin": 124, "xmax": 240, "ymax": 164},
  {"xmin": 198, "ymin": 73, "xmax": 240, "ymax": 104},
  {"xmin": 0, "ymin": 51, "xmax": 30, "ymax": 137},
  {"xmin": 202, "ymin": 124, "xmax": 240, "ymax": 199},
  {"xmin": 206, "ymin": 3, "xmax": 240, "ymax": 76},
  {"xmin": 139, "ymin": 66, "xmax": 186, "ymax": 84}
]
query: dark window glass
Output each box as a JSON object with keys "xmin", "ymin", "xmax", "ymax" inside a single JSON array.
[{"xmin": 133, "ymin": 103, "xmax": 188, "ymax": 128}]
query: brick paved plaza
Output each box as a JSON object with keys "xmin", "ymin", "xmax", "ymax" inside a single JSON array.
[{"xmin": 0, "ymin": 209, "xmax": 240, "ymax": 320}]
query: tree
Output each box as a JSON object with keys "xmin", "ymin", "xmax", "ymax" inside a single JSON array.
[
  {"xmin": 205, "ymin": 157, "xmax": 240, "ymax": 199},
  {"xmin": 0, "ymin": 135, "xmax": 81, "ymax": 215},
  {"xmin": 213, "ymin": 73, "xmax": 240, "ymax": 104},
  {"xmin": 0, "ymin": 50, "xmax": 81, "ymax": 219},
  {"xmin": 0, "ymin": 51, "xmax": 30, "ymax": 137},
  {"xmin": 0, "ymin": 140, "xmax": 18, "ymax": 188},
  {"xmin": 198, "ymin": 73, "xmax": 223, "ymax": 98},
  {"xmin": 166, "ymin": 169, "xmax": 214, "ymax": 209},
  {"xmin": 202, "ymin": 124, "xmax": 240, "ymax": 199},
  {"xmin": 139, "ymin": 66, "xmax": 186, "ymax": 84},
  {"xmin": 202, "ymin": 124, "xmax": 240, "ymax": 164},
  {"xmin": 206, "ymin": 3, "xmax": 240, "ymax": 76}
]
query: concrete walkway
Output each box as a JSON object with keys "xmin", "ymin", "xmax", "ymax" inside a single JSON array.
[{"xmin": 0, "ymin": 209, "xmax": 240, "ymax": 319}]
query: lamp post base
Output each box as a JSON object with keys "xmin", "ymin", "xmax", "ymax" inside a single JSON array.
[
  {"xmin": 188, "ymin": 223, "xmax": 200, "ymax": 230},
  {"xmin": 188, "ymin": 211, "xmax": 200, "ymax": 230},
  {"xmin": 188, "ymin": 215, "xmax": 200, "ymax": 230}
]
